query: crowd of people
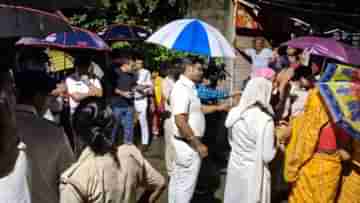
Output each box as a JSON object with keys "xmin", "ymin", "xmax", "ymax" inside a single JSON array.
[{"xmin": 0, "ymin": 36, "xmax": 359, "ymax": 203}]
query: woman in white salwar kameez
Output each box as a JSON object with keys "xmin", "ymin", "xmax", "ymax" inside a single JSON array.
[{"xmin": 224, "ymin": 77, "xmax": 277, "ymax": 203}]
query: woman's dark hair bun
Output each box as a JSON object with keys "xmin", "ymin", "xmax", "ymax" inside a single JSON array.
[{"xmin": 73, "ymin": 97, "xmax": 115, "ymax": 153}]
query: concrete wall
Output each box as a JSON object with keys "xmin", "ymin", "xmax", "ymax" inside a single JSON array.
[
  {"xmin": 189, "ymin": 0, "xmax": 228, "ymax": 34},
  {"xmin": 188, "ymin": 0, "xmax": 253, "ymax": 92}
]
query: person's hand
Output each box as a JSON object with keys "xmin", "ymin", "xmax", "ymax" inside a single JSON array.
[
  {"xmin": 278, "ymin": 120, "xmax": 289, "ymax": 126},
  {"xmin": 232, "ymin": 90, "xmax": 242, "ymax": 96},
  {"xmin": 276, "ymin": 121, "xmax": 291, "ymax": 144},
  {"xmin": 196, "ymin": 143, "xmax": 208, "ymax": 159},
  {"xmin": 232, "ymin": 91, "xmax": 241, "ymax": 106},
  {"xmin": 51, "ymin": 83, "xmax": 67, "ymax": 96},
  {"xmin": 189, "ymin": 137, "xmax": 208, "ymax": 158},
  {"xmin": 217, "ymin": 103, "xmax": 231, "ymax": 112},
  {"xmin": 88, "ymin": 85, "xmax": 98, "ymax": 97},
  {"xmin": 338, "ymin": 149, "xmax": 351, "ymax": 161},
  {"xmin": 122, "ymin": 91, "xmax": 133, "ymax": 99}
]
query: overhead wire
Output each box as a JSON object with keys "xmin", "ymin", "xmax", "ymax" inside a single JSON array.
[{"xmin": 255, "ymin": 0, "xmax": 360, "ymax": 17}]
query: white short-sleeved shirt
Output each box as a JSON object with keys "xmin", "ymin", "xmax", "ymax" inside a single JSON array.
[
  {"xmin": 245, "ymin": 48, "xmax": 273, "ymax": 72},
  {"xmin": 0, "ymin": 142, "xmax": 31, "ymax": 203},
  {"xmin": 135, "ymin": 68, "xmax": 152, "ymax": 98},
  {"xmin": 66, "ymin": 75, "xmax": 102, "ymax": 114},
  {"xmin": 170, "ymin": 75, "xmax": 205, "ymax": 138}
]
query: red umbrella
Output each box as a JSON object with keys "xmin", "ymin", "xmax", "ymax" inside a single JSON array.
[
  {"xmin": 0, "ymin": 0, "xmax": 95, "ymax": 10},
  {"xmin": 0, "ymin": 4, "xmax": 71, "ymax": 38}
]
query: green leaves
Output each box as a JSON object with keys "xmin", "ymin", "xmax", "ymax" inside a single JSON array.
[
  {"xmin": 69, "ymin": 0, "xmax": 188, "ymax": 31},
  {"xmin": 112, "ymin": 42, "xmax": 190, "ymax": 70},
  {"xmin": 67, "ymin": 0, "xmax": 191, "ymax": 72}
]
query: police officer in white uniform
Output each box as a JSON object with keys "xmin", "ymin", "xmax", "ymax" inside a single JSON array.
[{"xmin": 168, "ymin": 58, "xmax": 228, "ymax": 203}]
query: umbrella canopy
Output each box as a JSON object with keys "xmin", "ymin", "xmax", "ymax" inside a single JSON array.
[
  {"xmin": 16, "ymin": 36, "xmax": 54, "ymax": 47},
  {"xmin": 17, "ymin": 28, "xmax": 111, "ymax": 51},
  {"xmin": 317, "ymin": 63, "xmax": 360, "ymax": 140},
  {"xmin": 0, "ymin": 0, "xmax": 95, "ymax": 10},
  {"xmin": 284, "ymin": 36, "xmax": 360, "ymax": 65},
  {"xmin": 48, "ymin": 28, "xmax": 111, "ymax": 52},
  {"xmin": 146, "ymin": 18, "xmax": 236, "ymax": 58},
  {"xmin": 0, "ymin": 4, "xmax": 71, "ymax": 38},
  {"xmin": 99, "ymin": 24, "xmax": 151, "ymax": 42},
  {"xmin": 45, "ymin": 28, "xmax": 111, "ymax": 51}
]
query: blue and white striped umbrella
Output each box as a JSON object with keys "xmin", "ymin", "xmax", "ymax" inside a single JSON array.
[{"xmin": 147, "ymin": 19, "xmax": 236, "ymax": 58}]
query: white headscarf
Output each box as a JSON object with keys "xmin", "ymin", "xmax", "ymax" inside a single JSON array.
[{"xmin": 225, "ymin": 77, "xmax": 274, "ymax": 128}]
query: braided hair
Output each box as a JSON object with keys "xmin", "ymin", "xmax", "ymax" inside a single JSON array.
[{"xmin": 72, "ymin": 97, "xmax": 120, "ymax": 167}]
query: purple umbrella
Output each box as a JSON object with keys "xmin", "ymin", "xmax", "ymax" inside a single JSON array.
[{"xmin": 284, "ymin": 36, "xmax": 360, "ymax": 65}]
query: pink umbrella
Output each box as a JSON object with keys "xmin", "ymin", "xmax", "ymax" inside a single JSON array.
[{"xmin": 284, "ymin": 36, "xmax": 360, "ymax": 65}]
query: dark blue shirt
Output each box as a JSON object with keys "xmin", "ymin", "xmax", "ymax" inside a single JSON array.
[{"xmin": 111, "ymin": 69, "xmax": 137, "ymax": 107}]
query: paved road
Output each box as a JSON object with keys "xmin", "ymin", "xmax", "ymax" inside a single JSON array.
[{"xmin": 142, "ymin": 137, "xmax": 226, "ymax": 203}]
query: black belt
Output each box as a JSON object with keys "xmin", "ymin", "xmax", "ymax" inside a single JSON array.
[{"xmin": 135, "ymin": 96, "xmax": 147, "ymax": 101}]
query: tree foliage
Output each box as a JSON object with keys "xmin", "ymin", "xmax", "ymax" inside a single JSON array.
[
  {"xmin": 111, "ymin": 41, "xmax": 195, "ymax": 71},
  {"xmin": 66, "ymin": 0, "xmax": 191, "ymax": 71},
  {"xmin": 68, "ymin": 0, "xmax": 189, "ymax": 31}
]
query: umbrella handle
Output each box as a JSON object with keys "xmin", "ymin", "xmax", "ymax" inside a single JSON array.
[{"xmin": 321, "ymin": 57, "xmax": 327, "ymax": 73}]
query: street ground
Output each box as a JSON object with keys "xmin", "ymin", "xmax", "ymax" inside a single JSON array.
[{"xmin": 140, "ymin": 137, "xmax": 226, "ymax": 203}]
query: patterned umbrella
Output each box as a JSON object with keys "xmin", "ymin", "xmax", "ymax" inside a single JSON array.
[
  {"xmin": 317, "ymin": 63, "xmax": 360, "ymax": 140},
  {"xmin": 44, "ymin": 28, "xmax": 111, "ymax": 52},
  {"xmin": 16, "ymin": 28, "xmax": 111, "ymax": 52},
  {"xmin": 147, "ymin": 18, "xmax": 236, "ymax": 58}
]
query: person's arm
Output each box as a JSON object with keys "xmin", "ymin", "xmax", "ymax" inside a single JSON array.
[
  {"xmin": 175, "ymin": 113, "xmax": 195, "ymax": 139},
  {"xmin": 66, "ymin": 78, "xmax": 96, "ymax": 102},
  {"xmin": 135, "ymin": 71, "xmax": 153, "ymax": 94},
  {"xmin": 141, "ymin": 70, "xmax": 153, "ymax": 87},
  {"xmin": 174, "ymin": 114, "xmax": 208, "ymax": 158},
  {"xmin": 138, "ymin": 156, "xmax": 166, "ymax": 203},
  {"xmin": 262, "ymin": 120, "xmax": 277, "ymax": 163},
  {"xmin": 134, "ymin": 84, "xmax": 150, "ymax": 95},
  {"xmin": 197, "ymin": 85, "xmax": 229, "ymax": 101},
  {"xmin": 237, "ymin": 48, "xmax": 253, "ymax": 63},
  {"xmin": 161, "ymin": 80, "xmax": 171, "ymax": 102},
  {"xmin": 69, "ymin": 92, "xmax": 91, "ymax": 102},
  {"xmin": 172, "ymin": 88, "xmax": 208, "ymax": 158},
  {"xmin": 60, "ymin": 184, "xmax": 84, "ymax": 203},
  {"xmin": 114, "ymin": 88, "xmax": 132, "ymax": 98},
  {"xmin": 60, "ymin": 161, "xmax": 99, "ymax": 203},
  {"xmin": 200, "ymin": 103, "xmax": 230, "ymax": 114}
]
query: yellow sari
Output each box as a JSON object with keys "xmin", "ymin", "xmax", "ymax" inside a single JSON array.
[
  {"xmin": 284, "ymin": 89, "xmax": 342, "ymax": 203},
  {"xmin": 153, "ymin": 76, "xmax": 163, "ymax": 107},
  {"xmin": 338, "ymin": 140, "xmax": 360, "ymax": 203}
]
